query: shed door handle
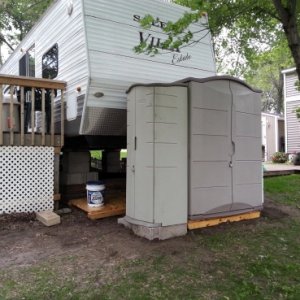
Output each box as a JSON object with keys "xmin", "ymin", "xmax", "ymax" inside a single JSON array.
[{"xmin": 232, "ymin": 141, "xmax": 235, "ymax": 156}]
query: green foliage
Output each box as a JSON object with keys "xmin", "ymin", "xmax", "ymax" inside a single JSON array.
[
  {"xmin": 171, "ymin": 1, "xmax": 300, "ymax": 114},
  {"xmin": 295, "ymin": 107, "xmax": 300, "ymax": 119},
  {"xmin": 0, "ymin": 0, "xmax": 53, "ymax": 63},
  {"xmin": 244, "ymin": 38, "xmax": 293, "ymax": 113},
  {"xmin": 135, "ymin": 0, "xmax": 300, "ymax": 86},
  {"xmin": 174, "ymin": 0, "xmax": 299, "ymax": 76},
  {"xmin": 134, "ymin": 11, "xmax": 203, "ymax": 56},
  {"xmin": 90, "ymin": 150, "xmax": 102, "ymax": 160},
  {"xmin": 271, "ymin": 151, "xmax": 288, "ymax": 163}
]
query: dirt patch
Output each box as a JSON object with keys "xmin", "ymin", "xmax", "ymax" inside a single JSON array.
[
  {"xmin": 262, "ymin": 197, "xmax": 300, "ymax": 219},
  {"xmin": 0, "ymin": 197, "xmax": 298, "ymax": 272},
  {"xmin": 0, "ymin": 208, "xmax": 193, "ymax": 271}
]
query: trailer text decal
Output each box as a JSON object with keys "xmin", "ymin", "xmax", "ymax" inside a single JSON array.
[{"xmin": 133, "ymin": 15, "xmax": 192, "ymax": 65}]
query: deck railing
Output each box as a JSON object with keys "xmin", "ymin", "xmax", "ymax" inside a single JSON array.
[{"xmin": 0, "ymin": 75, "xmax": 67, "ymax": 147}]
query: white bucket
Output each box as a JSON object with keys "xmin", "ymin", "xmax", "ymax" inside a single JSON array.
[{"xmin": 86, "ymin": 181, "xmax": 105, "ymax": 207}]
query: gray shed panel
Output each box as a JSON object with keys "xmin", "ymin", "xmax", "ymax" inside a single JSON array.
[{"xmin": 188, "ymin": 78, "xmax": 263, "ymax": 220}]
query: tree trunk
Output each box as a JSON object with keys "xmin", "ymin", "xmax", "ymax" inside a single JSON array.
[
  {"xmin": 0, "ymin": 33, "xmax": 14, "ymax": 51},
  {"xmin": 272, "ymin": 0, "xmax": 300, "ymax": 82},
  {"xmin": 274, "ymin": 71, "xmax": 284, "ymax": 114}
]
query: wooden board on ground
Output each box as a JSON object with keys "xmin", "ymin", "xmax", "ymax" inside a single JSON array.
[
  {"xmin": 188, "ymin": 211, "xmax": 261, "ymax": 230},
  {"xmin": 69, "ymin": 195, "xmax": 125, "ymax": 220}
]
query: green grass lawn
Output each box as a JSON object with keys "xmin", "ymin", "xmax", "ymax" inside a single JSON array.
[
  {"xmin": 2, "ymin": 175, "xmax": 300, "ymax": 299},
  {"xmin": 264, "ymin": 174, "xmax": 300, "ymax": 206}
]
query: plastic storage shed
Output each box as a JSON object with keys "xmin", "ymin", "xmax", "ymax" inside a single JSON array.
[
  {"xmin": 119, "ymin": 84, "xmax": 188, "ymax": 240},
  {"xmin": 179, "ymin": 76, "xmax": 263, "ymax": 220}
]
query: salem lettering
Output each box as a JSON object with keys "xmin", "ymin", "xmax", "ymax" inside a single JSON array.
[{"xmin": 133, "ymin": 14, "xmax": 167, "ymax": 29}]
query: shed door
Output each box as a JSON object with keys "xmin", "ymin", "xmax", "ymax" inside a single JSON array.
[
  {"xmin": 189, "ymin": 80, "xmax": 233, "ymax": 217},
  {"xmin": 231, "ymin": 81, "xmax": 262, "ymax": 210},
  {"xmin": 126, "ymin": 87, "xmax": 154, "ymax": 223}
]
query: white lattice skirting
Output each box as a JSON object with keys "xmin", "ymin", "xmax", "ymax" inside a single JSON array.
[{"xmin": 0, "ymin": 146, "xmax": 54, "ymax": 214}]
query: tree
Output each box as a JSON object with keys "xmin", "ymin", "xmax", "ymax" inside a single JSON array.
[
  {"xmin": 135, "ymin": 0, "xmax": 300, "ymax": 82},
  {"xmin": 244, "ymin": 37, "xmax": 293, "ymax": 113},
  {"xmin": 0, "ymin": 0, "xmax": 53, "ymax": 64}
]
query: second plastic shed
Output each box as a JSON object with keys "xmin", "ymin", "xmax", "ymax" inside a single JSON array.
[{"xmin": 180, "ymin": 76, "xmax": 263, "ymax": 220}]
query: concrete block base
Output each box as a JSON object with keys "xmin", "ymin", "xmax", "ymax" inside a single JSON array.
[
  {"xmin": 118, "ymin": 216, "xmax": 187, "ymax": 240},
  {"xmin": 36, "ymin": 211, "xmax": 61, "ymax": 226}
]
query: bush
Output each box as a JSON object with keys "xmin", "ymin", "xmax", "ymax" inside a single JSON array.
[{"xmin": 271, "ymin": 152, "xmax": 288, "ymax": 163}]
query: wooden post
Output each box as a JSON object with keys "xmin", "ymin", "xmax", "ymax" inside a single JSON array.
[
  {"xmin": 20, "ymin": 87, "xmax": 25, "ymax": 146},
  {"xmin": 60, "ymin": 90, "xmax": 64, "ymax": 147},
  {"xmin": 31, "ymin": 87, "xmax": 35, "ymax": 146},
  {"xmin": 10, "ymin": 86, "xmax": 14, "ymax": 145},
  {"xmin": 51, "ymin": 89, "xmax": 55, "ymax": 146},
  {"xmin": 0, "ymin": 85, "xmax": 3, "ymax": 146},
  {"xmin": 41, "ymin": 88, "xmax": 45, "ymax": 146}
]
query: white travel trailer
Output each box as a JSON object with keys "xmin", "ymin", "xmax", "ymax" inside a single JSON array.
[{"xmin": 0, "ymin": 0, "xmax": 216, "ymax": 149}]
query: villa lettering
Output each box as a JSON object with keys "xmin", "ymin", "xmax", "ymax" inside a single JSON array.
[
  {"xmin": 134, "ymin": 14, "xmax": 179, "ymax": 52},
  {"xmin": 133, "ymin": 14, "xmax": 192, "ymax": 64},
  {"xmin": 139, "ymin": 32, "xmax": 180, "ymax": 53}
]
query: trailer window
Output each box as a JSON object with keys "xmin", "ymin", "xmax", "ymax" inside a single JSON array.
[
  {"xmin": 19, "ymin": 54, "xmax": 27, "ymax": 76},
  {"xmin": 28, "ymin": 45, "xmax": 35, "ymax": 77},
  {"xmin": 42, "ymin": 44, "xmax": 58, "ymax": 79},
  {"xmin": 19, "ymin": 44, "xmax": 35, "ymax": 77}
]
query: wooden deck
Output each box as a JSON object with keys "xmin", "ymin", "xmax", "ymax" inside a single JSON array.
[
  {"xmin": 69, "ymin": 194, "xmax": 126, "ymax": 220},
  {"xmin": 2, "ymin": 133, "xmax": 62, "ymax": 147},
  {"xmin": 0, "ymin": 74, "xmax": 66, "ymax": 147}
]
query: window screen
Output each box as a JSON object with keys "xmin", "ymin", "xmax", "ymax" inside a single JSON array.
[{"xmin": 42, "ymin": 44, "xmax": 58, "ymax": 79}]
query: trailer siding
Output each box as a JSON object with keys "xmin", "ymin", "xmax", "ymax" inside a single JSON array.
[
  {"xmin": 0, "ymin": 0, "xmax": 89, "ymax": 123},
  {"xmin": 83, "ymin": 0, "xmax": 216, "ymax": 113},
  {"xmin": 1, "ymin": 0, "xmax": 217, "ymax": 139}
]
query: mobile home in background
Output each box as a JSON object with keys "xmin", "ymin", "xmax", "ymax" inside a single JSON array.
[{"xmin": 282, "ymin": 68, "xmax": 300, "ymax": 154}]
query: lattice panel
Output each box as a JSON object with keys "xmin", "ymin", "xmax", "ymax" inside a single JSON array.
[{"xmin": 0, "ymin": 146, "xmax": 54, "ymax": 214}]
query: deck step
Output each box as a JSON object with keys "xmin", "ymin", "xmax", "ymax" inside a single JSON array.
[{"xmin": 69, "ymin": 194, "xmax": 125, "ymax": 220}]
